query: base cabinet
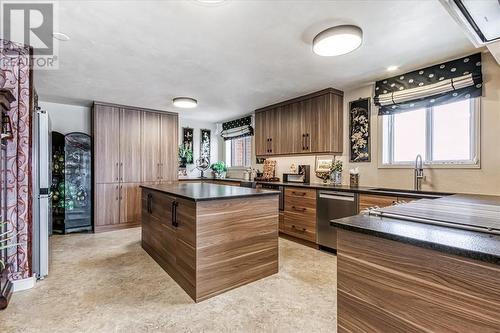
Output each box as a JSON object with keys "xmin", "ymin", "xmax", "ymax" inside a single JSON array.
[{"xmin": 282, "ymin": 187, "xmax": 317, "ymax": 243}]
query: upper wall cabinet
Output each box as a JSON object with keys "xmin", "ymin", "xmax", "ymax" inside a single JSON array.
[{"xmin": 255, "ymin": 88, "xmax": 343, "ymax": 156}]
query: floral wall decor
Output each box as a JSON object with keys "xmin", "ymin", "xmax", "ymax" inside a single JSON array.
[
  {"xmin": 200, "ymin": 129, "xmax": 211, "ymax": 162},
  {"xmin": 182, "ymin": 127, "xmax": 194, "ymax": 164},
  {"xmin": 349, "ymin": 98, "xmax": 371, "ymax": 162}
]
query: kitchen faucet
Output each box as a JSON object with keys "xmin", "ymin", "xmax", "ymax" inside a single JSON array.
[{"xmin": 414, "ymin": 154, "xmax": 424, "ymax": 191}]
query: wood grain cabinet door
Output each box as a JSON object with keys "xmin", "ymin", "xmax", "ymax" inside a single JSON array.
[
  {"xmin": 254, "ymin": 111, "xmax": 267, "ymax": 156},
  {"xmin": 94, "ymin": 104, "xmax": 120, "ymax": 183},
  {"xmin": 95, "ymin": 183, "xmax": 120, "ymax": 226},
  {"xmin": 266, "ymin": 108, "xmax": 281, "ymax": 155},
  {"xmin": 300, "ymin": 98, "xmax": 313, "ymax": 153},
  {"xmin": 119, "ymin": 109, "xmax": 142, "ymax": 182},
  {"xmin": 310, "ymin": 93, "xmax": 343, "ymax": 154},
  {"xmin": 119, "ymin": 183, "xmax": 141, "ymax": 224},
  {"xmin": 141, "ymin": 112, "xmax": 161, "ymax": 182},
  {"xmin": 160, "ymin": 113, "xmax": 178, "ymax": 182}
]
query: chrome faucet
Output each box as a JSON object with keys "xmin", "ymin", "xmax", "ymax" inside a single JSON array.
[{"xmin": 414, "ymin": 154, "xmax": 424, "ymax": 191}]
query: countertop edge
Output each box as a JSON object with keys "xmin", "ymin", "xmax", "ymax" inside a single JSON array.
[
  {"xmin": 140, "ymin": 184, "xmax": 280, "ymax": 202},
  {"xmin": 331, "ymin": 220, "xmax": 500, "ymax": 265}
]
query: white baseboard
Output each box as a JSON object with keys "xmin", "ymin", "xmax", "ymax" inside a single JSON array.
[{"xmin": 12, "ymin": 276, "xmax": 36, "ymax": 292}]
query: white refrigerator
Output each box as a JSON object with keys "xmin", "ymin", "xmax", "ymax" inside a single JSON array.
[{"xmin": 32, "ymin": 107, "xmax": 51, "ymax": 279}]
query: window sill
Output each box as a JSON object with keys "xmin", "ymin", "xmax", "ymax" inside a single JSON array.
[{"xmin": 378, "ymin": 162, "xmax": 481, "ymax": 169}]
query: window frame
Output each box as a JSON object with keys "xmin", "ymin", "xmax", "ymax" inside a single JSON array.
[
  {"xmin": 224, "ymin": 136, "xmax": 252, "ymax": 169},
  {"xmin": 378, "ymin": 98, "xmax": 480, "ymax": 169}
]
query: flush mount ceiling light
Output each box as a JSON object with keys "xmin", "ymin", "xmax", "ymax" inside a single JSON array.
[
  {"xmin": 387, "ymin": 65, "xmax": 399, "ymax": 71},
  {"xmin": 196, "ymin": 0, "xmax": 226, "ymax": 4},
  {"xmin": 173, "ymin": 97, "xmax": 198, "ymax": 108},
  {"xmin": 312, "ymin": 25, "xmax": 363, "ymax": 56},
  {"xmin": 53, "ymin": 32, "xmax": 70, "ymax": 41}
]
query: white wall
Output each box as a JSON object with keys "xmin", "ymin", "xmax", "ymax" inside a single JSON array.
[
  {"xmin": 39, "ymin": 101, "xmax": 91, "ymax": 135},
  {"xmin": 179, "ymin": 118, "xmax": 218, "ymax": 178}
]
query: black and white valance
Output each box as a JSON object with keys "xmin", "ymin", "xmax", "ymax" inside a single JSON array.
[
  {"xmin": 221, "ymin": 115, "xmax": 254, "ymax": 141},
  {"xmin": 374, "ymin": 53, "xmax": 482, "ymax": 115}
]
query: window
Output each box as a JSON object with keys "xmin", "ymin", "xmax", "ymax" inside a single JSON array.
[
  {"xmin": 382, "ymin": 98, "xmax": 479, "ymax": 166},
  {"xmin": 225, "ymin": 136, "xmax": 252, "ymax": 168}
]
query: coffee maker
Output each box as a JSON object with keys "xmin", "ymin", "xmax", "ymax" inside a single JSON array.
[{"xmin": 283, "ymin": 165, "xmax": 310, "ymax": 184}]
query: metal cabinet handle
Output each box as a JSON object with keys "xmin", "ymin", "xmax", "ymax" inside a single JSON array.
[
  {"xmin": 269, "ymin": 138, "xmax": 272, "ymax": 153},
  {"xmin": 172, "ymin": 201, "xmax": 179, "ymax": 227},
  {"xmin": 291, "ymin": 225, "xmax": 307, "ymax": 232},
  {"xmin": 147, "ymin": 193, "xmax": 153, "ymax": 213},
  {"xmin": 305, "ymin": 133, "xmax": 310, "ymax": 150},
  {"xmin": 302, "ymin": 134, "xmax": 305, "ymax": 150},
  {"xmin": 115, "ymin": 185, "xmax": 119, "ymax": 200},
  {"xmin": 115, "ymin": 162, "xmax": 119, "ymax": 181},
  {"xmin": 120, "ymin": 162, "xmax": 123, "ymax": 181},
  {"xmin": 291, "ymin": 205, "xmax": 306, "ymax": 212},
  {"xmin": 292, "ymin": 191, "xmax": 306, "ymax": 196}
]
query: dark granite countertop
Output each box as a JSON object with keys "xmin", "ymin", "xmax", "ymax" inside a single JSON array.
[
  {"xmin": 140, "ymin": 183, "xmax": 279, "ymax": 202},
  {"xmin": 257, "ymin": 181, "xmax": 450, "ymax": 199},
  {"xmin": 331, "ymin": 194, "xmax": 500, "ymax": 265}
]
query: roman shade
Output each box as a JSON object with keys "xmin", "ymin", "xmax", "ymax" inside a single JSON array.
[
  {"xmin": 220, "ymin": 115, "xmax": 254, "ymax": 141},
  {"xmin": 374, "ymin": 53, "xmax": 482, "ymax": 115}
]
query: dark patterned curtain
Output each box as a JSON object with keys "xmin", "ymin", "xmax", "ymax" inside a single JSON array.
[
  {"xmin": 374, "ymin": 53, "xmax": 482, "ymax": 115},
  {"xmin": 221, "ymin": 115, "xmax": 253, "ymax": 141}
]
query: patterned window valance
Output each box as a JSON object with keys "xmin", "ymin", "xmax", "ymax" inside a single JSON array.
[
  {"xmin": 221, "ymin": 115, "xmax": 254, "ymax": 141},
  {"xmin": 374, "ymin": 53, "xmax": 482, "ymax": 115}
]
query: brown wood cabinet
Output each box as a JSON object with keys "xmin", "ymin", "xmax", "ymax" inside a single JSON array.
[
  {"xmin": 282, "ymin": 187, "xmax": 317, "ymax": 243},
  {"xmin": 93, "ymin": 102, "xmax": 178, "ymax": 232},
  {"xmin": 94, "ymin": 183, "xmax": 120, "ymax": 227},
  {"xmin": 255, "ymin": 88, "xmax": 343, "ymax": 156},
  {"xmin": 94, "ymin": 105, "xmax": 120, "ymax": 183}
]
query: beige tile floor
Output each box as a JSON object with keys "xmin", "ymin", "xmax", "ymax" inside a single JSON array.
[{"xmin": 1, "ymin": 228, "xmax": 336, "ymax": 333}]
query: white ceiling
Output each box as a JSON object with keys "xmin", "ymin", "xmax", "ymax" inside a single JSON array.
[{"xmin": 34, "ymin": 0, "xmax": 477, "ymax": 122}]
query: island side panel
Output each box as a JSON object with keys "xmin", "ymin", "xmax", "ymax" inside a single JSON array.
[
  {"xmin": 337, "ymin": 229, "xmax": 500, "ymax": 333},
  {"xmin": 141, "ymin": 189, "xmax": 197, "ymax": 301},
  {"xmin": 195, "ymin": 195, "xmax": 279, "ymax": 301}
]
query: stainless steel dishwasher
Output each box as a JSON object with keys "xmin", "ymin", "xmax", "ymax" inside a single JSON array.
[{"xmin": 317, "ymin": 191, "xmax": 358, "ymax": 251}]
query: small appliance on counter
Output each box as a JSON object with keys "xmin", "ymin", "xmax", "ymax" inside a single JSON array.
[{"xmin": 283, "ymin": 165, "xmax": 310, "ymax": 184}]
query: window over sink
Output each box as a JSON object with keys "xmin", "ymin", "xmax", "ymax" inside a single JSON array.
[
  {"xmin": 381, "ymin": 98, "xmax": 480, "ymax": 167},
  {"xmin": 225, "ymin": 136, "xmax": 252, "ymax": 168}
]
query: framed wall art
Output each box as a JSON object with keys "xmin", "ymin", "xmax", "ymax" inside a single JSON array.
[
  {"xmin": 200, "ymin": 129, "xmax": 211, "ymax": 161},
  {"xmin": 349, "ymin": 98, "xmax": 371, "ymax": 162},
  {"xmin": 182, "ymin": 127, "xmax": 194, "ymax": 164}
]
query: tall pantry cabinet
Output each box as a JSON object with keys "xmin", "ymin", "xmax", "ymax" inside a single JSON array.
[{"xmin": 93, "ymin": 102, "xmax": 178, "ymax": 232}]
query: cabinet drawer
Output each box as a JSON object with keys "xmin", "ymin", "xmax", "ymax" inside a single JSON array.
[
  {"xmin": 284, "ymin": 197, "xmax": 316, "ymax": 217},
  {"xmin": 285, "ymin": 187, "xmax": 316, "ymax": 200},
  {"xmin": 282, "ymin": 217, "xmax": 316, "ymax": 242}
]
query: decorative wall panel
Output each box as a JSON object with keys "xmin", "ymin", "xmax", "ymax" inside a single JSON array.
[{"xmin": 0, "ymin": 39, "xmax": 32, "ymax": 280}]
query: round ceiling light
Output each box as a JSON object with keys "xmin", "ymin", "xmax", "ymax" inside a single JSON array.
[
  {"xmin": 53, "ymin": 32, "xmax": 70, "ymax": 41},
  {"xmin": 312, "ymin": 25, "xmax": 363, "ymax": 57},
  {"xmin": 173, "ymin": 97, "xmax": 198, "ymax": 108}
]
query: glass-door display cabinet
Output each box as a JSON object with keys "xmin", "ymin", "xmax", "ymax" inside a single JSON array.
[{"xmin": 51, "ymin": 132, "xmax": 92, "ymax": 234}]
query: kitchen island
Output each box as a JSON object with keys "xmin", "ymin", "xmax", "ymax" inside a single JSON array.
[
  {"xmin": 140, "ymin": 182, "xmax": 280, "ymax": 302},
  {"xmin": 332, "ymin": 194, "xmax": 500, "ymax": 333}
]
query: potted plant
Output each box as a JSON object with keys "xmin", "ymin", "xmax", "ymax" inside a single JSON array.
[
  {"xmin": 330, "ymin": 160, "xmax": 343, "ymax": 185},
  {"xmin": 1, "ymin": 221, "xmax": 18, "ymax": 310},
  {"xmin": 178, "ymin": 144, "xmax": 193, "ymax": 168},
  {"xmin": 210, "ymin": 161, "xmax": 227, "ymax": 179}
]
